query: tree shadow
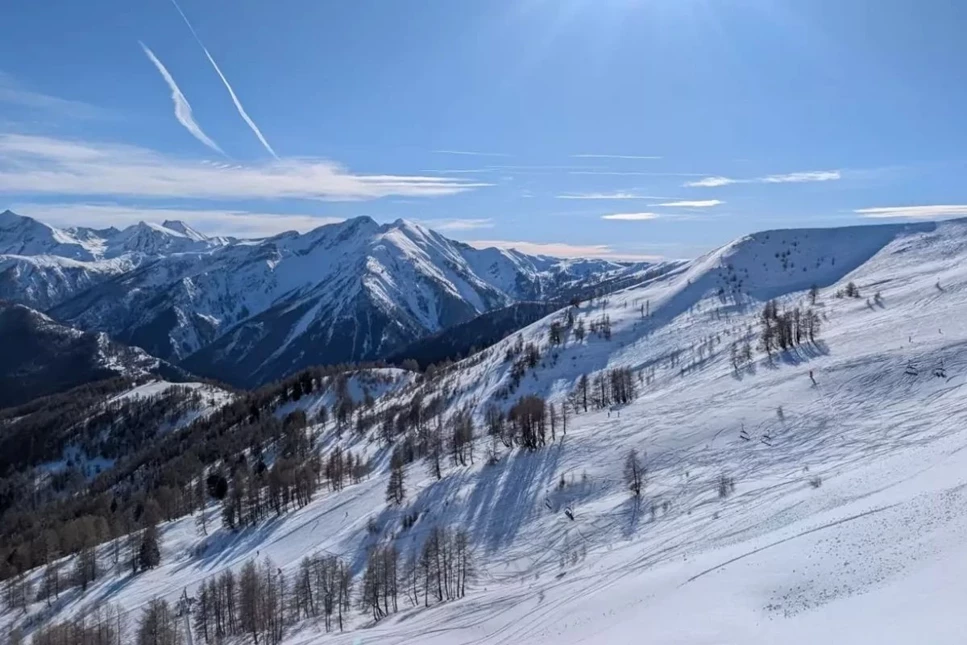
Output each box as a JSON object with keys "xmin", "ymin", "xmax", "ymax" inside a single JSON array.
[
  {"xmin": 619, "ymin": 496, "xmax": 643, "ymax": 539},
  {"xmin": 778, "ymin": 341, "xmax": 830, "ymax": 366},
  {"xmin": 462, "ymin": 444, "xmax": 562, "ymax": 554}
]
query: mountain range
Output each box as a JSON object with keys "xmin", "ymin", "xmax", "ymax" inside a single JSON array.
[
  {"xmin": 0, "ymin": 209, "xmax": 656, "ymax": 387},
  {"xmin": 5, "ymin": 217, "xmax": 967, "ymax": 644}
]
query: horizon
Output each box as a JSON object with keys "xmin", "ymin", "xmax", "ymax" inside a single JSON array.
[
  {"xmin": 4, "ymin": 0, "xmax": 967, "ymax": 259},
  {"xmin": 6, "ymin": 204, "xmax": 965, "ymax": 263}
]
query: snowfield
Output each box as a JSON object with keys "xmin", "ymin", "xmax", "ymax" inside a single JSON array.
[{"xmin": 8, "ymin": 218, "xmax": 967, "ymax": 643}]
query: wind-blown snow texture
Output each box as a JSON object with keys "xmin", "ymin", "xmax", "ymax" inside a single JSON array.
[
  {"xmin": 9, "ymin": 218, "xmax": 967, "ymax": 644},
  {"xmin": 0, "ymin": 210, "xmax": 653, "ymax": 386}
]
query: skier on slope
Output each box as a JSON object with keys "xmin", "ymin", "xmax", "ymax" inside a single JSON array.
[{"xmin": 809, "ymin": 369, "xmax": 816, "ymax": 386}]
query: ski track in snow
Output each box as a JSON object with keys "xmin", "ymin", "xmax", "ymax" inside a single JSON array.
[{"xmin": 11, "ymin": 219, "xmax": 967, "ymax": 643}]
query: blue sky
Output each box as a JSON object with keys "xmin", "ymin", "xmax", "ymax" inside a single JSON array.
[{"xmin": 2, "ymin": 0, "xmax": 967, "ymax": 259}]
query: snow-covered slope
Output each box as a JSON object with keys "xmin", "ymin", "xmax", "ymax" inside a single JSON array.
[{"xmin": 7, "ymin": 218, "xmax": 967, "ymax": 643}]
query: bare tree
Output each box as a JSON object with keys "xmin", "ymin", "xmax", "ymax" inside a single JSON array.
[
  {"xmin": 239, "ymin": 560, "xmax": 263, "ymax": 644},
  {"xmin": 624, "ymin": 450, "xmax": 644, "ymax": 497},
  {"xmin": 387, "ymin": 455, "xmax": 406, "ymax": 506},
  {"xmin": 73, "ymin": 544, "xmax": 98, "ymax": 591},
  {"xmin": 578, "ymin": 374, "xmax": 589, "ymax": 412},
  {"xmin": 3, "ymin": 572, "xmax": 32, "ymax": 613},
  {"xmin": 359, "ymin": 545, "xmax": 399, "ymax": 622},
  {"xmin": 137, "ymin": 598, "xmax": 182, "ymax": 645}
]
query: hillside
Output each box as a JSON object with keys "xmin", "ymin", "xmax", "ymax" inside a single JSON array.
[
  {"xmin": 0, "ymin": 301, "xmax": 191, "ymax": 408},
  {"xmin": 387, "ymin": 301, "xmax": 564, "ymax": 369},
  {"xmin": 4, "ymin": 218, "xmax": 967, "ymax": 644}
]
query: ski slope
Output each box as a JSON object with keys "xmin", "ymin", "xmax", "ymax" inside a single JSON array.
[{"xmin": 8, "ymin": 218, "xmax": 967, "ymax": 644}]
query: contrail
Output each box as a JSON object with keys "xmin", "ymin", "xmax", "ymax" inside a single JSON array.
[
  {"xmin": 169, "ymin": 0, "xmax": 278, "ymax": 158},
  {"xmin": 139, "ymin": 42, "xmax": 224, "ymax": 155}
]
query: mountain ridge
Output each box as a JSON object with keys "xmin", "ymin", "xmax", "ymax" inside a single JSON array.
[
  {"xmin": 0, "ymin": 299, "xmax": 192, "ymax": 408},
  {"xmin": 1, "ymin": 209, "xmax": 655, "ymax": 386}
]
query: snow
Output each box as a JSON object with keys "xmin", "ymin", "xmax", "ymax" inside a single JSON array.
[
  {"xmin": 9, "ymin": 218, "xmax": 967, "ymax": 643},
  {"xmin": 103, "ymin": 380, "xmax": 234, "ymax": 434},
  {"xmin": 3, "ymin": 212, "xmax": 644, "ymax": 376},
  {"xmin": 273, "ymin": 367, "xmax": 418, "ymax": 420}
]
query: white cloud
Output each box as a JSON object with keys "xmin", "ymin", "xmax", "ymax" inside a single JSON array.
[
  {"xmin": 601, "ymin": 212, "xmax": 661, "ymax": 221},
  {"xmin": 0, "ymin": 71, "xmax": 107, "ymax": 119},
  {"xmin": 685, "ymin": 176, "xmax": 735, "ymax": 188},
  {"xmin": 684, "ymin": 170, "xmax": 841, "ymax": 188},
  {"xmin": 570, "ymin": 154, "xmax": 662, "ymax": 160},
  {"xmin": 761, "ymin": 170, "xmax": 841, "ymax": 184},
  {"xmin": 0, "ymin": 134, "xmax": 485, "ymax": 201},
  {"xmin": 415, "ymin": 218, "xmax": 493, "ymax": 231},
  {"xmin": 466, "ymin": 239, "xmax": 661, "ymax": 261},
  {"xmin": 139, "ymin": 43, "xmax": 224, "ymax": 155},
  {"xmin": 556, "ymin": 192, "xmax": 657, "ymax": 200},
  {"xmin": 656, "ymin": 199, "xmax": 723, "ymax": 207},
  {"xmin": 11, "ymin": 202, "xmax": 343, "ymax": 238},
  {"xmin": 855, "ymin": 205, "xmax": 967, "ymax": 220},
  {"xmin": 169, "ymin": 0, "xmax": 277, "ymax": 158}
]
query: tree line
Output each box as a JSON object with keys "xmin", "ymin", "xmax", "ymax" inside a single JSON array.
[
  {"xmin": 0, "ymin": 366, "xmax": 392, "ymax": 582},
  {"xmin": 9, "ymin": 525, "xmax": 474, "ymax": 645}
]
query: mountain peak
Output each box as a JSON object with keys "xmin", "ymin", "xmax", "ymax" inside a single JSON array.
[
  {"xmin": 345, "ymin": 215, "xmax": 378, "ymax": 227},
  {"xmin": 0, "ymin": 209, "xmax": 29, "ymax": 227},
  {"xmin": 162, "ymin": 219, "xmax": 208, "ymax": 241}
]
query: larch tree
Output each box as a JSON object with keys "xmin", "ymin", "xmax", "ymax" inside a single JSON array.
[
  {"xmin": 624, "ymin": 449, "xmax": 645, "ymax": 498},
  {"xmin": 386, "ymin": 455, "xmax": 406, "ymax": 506}
]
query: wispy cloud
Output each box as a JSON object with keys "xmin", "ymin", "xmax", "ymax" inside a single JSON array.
[
  {"xmin": 569, "ymin": 170, "xmax": 707, "ymax": 177},
  {"xmin": 600, "ymin": 212, "xmax": 661, "ymax": 221},
  {"xmin": 433, "ymin": 164, "xmax": 595, "ymax": 175},
  {"xmin": 855, "ymin": 205, "xmax": 967, "ymax": 220},
  {"xmin": 685, "ymin": 170, "xmax": 841, "ymax": 188},
  {"xmin": 139, "ymin": 43, "xmax": 224, "ymax": 155},
  {"xmin": 0, "ymin": 71, "xmax": 108, "ymax": 120},
  {"xmin": 415, "ymin": 218, "xmax": 493, "ymax": 231},
  {"xmin": 570, "ymin": 154, "xmax": 662, "ymax": 160},
  {"xmin": 0, "ymin": 134, "xmax": 485, "ymax": 201},
  {"xmin": 427, "ymin": 169, "xmax": 493, "ymax": 175},
  {"xmin": 686, "ymin": 176, "xmax": 735, "ymax": 188},
  {"xmin": 656, "ymin": 199, "xmax": 723, "ymax": 207},
  {"xmin": 466, "ymin": 239, "xmax": 660, "ymax": 261},
  {"xmin": 169, "ymin": 0, "xmax": 277, "ymax": 158},
  {"xmin": 556, "ymin": 192, "xmax": 659, "ymax": 200},
  {"xmin": 11, "ymin": 202, "xmax": 342, "ymax": 237},
  {"xmin": 432, "ymin": 150, "xmax": 511, "ymax": 158},
  {"xmin": 761, "ymin": 170, "xmax": 841, "ymax": 184}
]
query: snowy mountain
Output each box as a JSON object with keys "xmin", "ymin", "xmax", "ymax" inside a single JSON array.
[
  {"xmin": 0, "ymin": 210, "xmax": 229, "ymax": 311},
  {"xmin": 0, "ymin": 209, "xmax": 226, "ymax": 261},
  {"xmin": 1, "ymin": 209, "xmax": 655, "ymax": 386},
  {"xmin": 4, "ymin": 217, "xmax": 967, "ymax": 644},
  {"xmin": 0, "ymin": 300, "xmax": 192, "ymax": 408}
]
